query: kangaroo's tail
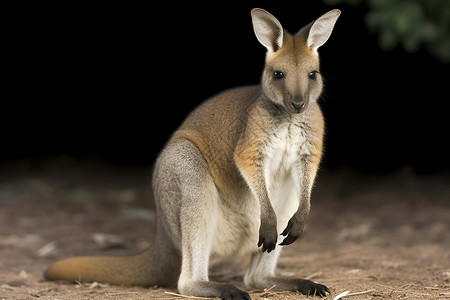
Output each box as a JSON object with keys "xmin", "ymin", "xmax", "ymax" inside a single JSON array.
[{"xmin": 44, "ymin": 237, "xmax": 180, "ymax": 287}]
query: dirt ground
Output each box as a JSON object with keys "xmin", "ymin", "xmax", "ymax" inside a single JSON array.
[{"xmin": 1, "ymin": 156, "xmax": 449, "ymax": 300}]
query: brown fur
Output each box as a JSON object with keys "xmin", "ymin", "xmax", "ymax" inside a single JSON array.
[{"xmin": 45, "ymin": 8, "xmax": 340, "ymax": 300}]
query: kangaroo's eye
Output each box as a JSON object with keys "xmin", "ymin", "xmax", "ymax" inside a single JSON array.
[
  {"xmin": 273, "ymin": 71, "xmax": 284, "ymax": 79},
  {"xmin": 308, "ymin": 71, "xmax": 319, "ymax": 80}
]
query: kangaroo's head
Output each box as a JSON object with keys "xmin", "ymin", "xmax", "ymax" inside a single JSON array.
[{"xmin": 251, "ymin": 8, "xmax": 340, "ymax": 114}]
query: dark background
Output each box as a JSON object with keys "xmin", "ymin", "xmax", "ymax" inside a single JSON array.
[{"xmin": 4, "ymin": 2, "xmax": 449, "ymax": 174}]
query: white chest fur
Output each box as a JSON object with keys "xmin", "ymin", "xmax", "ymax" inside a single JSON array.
[
  {"xmin": 263, "ymin": 121, "xmax": 309, "ymax": 231},
  {"xmin": 264, "ymin": 121, "xmax": 309, "ymax": 183}
]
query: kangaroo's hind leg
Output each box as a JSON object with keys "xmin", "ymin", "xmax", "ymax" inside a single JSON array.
[
  {"xmin": 244, "ymin": 248, "xmax": 330, "ymax": 297},
  {"xmin": 156, "ymin": 138, "xmax": 250, "ymax": 300}
]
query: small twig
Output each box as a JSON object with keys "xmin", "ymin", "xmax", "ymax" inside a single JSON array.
[
  {"xmin": 106, "ymin": 292, "xmax": 139, "ymax": 296},
  {"xmin": 423, "ymin": 286, "xmax": 450, "ymax": 290},
  {"xmin": 259, "ymin": 285, "xmax": 276, "ymax": 296},
  {"xmin": 333, "ymin": 290, "xmax": 350, "ymax": 300},
  {"xmin": 376, "ymin": 283, "xmax": 396, "ymax": 289},
  {"xmin": 348, "ymin": 289, "xmax": 375, "ymax": 296},
  {"xmin": 333, "ymin": 289, "xmax": 375, "ymax": 300},
  {"xmin": 323, "ymin": 277, "xmax": 374, "ymax": 281},
  {"xmin": 27, "ymin": 290, "xmax": 41, "ymax": 298},
  {"xmin": 399, "ymin": 283, "xmax": 414, "ymax": 289},
  {"xmin": 164, "ymin": 291, "xmax": 213, "ymax": 299}
]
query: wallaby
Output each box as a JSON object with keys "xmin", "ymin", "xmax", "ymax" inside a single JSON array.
[{"xmin": 45, "ymin": 8, "xmax": 340, "ymax": 299}]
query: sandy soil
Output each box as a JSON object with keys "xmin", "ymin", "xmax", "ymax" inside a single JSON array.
[{"xmin": 1, "ymin": 157, "xmax": 449, "ymax": 299}]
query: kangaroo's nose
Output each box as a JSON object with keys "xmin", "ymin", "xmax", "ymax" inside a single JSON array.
[{"xmin": 291, "ymin": 101, "xmax": 306, "ymax": 112}]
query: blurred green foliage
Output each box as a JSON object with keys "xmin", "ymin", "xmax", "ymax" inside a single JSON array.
[{"xmin": 323, "ymin": 0, "xmax": 450, "ymax": 63}]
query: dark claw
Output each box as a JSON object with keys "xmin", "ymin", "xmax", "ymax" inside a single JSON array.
[
  {"xmin": 279, "ymin": 234, "xmax": 298, "ymax": 246},
  {"xmin": 281, "ymin": 221, "xmax": 292, "ymax": 236},
  {"xmin": 297, "ymin": 280, "xmax": 330, "ymax": 297},
  {"xmin": 279, "ymin": 215, "xmax": 304, "ymax": 246},
  {"xmin": 258, "ymin": 235, "xmax": 276, "ymax": 253},
  {"xmin": 220, "ymin": 284, "xmax": 251, "ymax": 300},
  {"xmin": 258, "ymin": 221, "xmax": 278, "ymax": 253}
]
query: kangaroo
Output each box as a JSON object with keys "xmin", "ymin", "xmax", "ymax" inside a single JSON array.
[{"xmin": 45, "ymin": 8, "xmax": 340, "ymax": 299}]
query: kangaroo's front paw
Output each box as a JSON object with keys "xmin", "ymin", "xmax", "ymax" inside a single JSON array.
[
  {"xmin": 297, "ymin": 280, "xmax": 330, "ymax": 297},
  {"xmin": 279, "ymin": 213, "xmax": 305, "ymax": 246},
  {"xmin": 258, "ymin": 221, "xmax": 278, "ymax": 253}
]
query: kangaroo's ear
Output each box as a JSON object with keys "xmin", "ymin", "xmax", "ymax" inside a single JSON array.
[
  {"xmin": 251, "ymin": 8, "xmax": 283, "ymax": 53},
  {"xmin": 307, "ymin": 9, "xmax": 341, "ymax": 54}
]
